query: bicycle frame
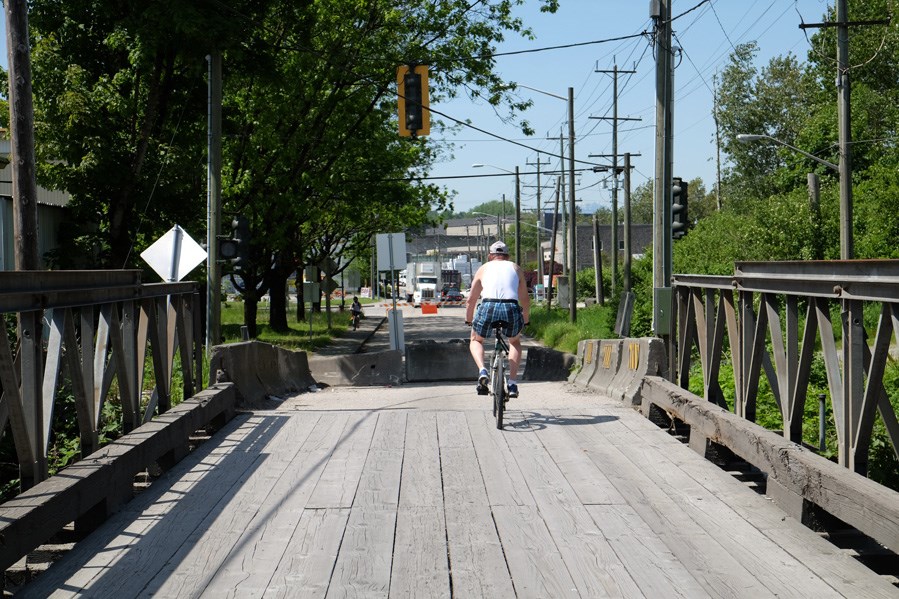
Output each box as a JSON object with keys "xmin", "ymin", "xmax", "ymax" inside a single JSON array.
[{"xmin": 490, "ymin": 325, "xmax": 510, "ymax": 429}]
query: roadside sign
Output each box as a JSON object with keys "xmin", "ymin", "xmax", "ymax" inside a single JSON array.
[
  {"xmin": 141, "ymin": 225, "xmax": 207, "ymax": 282},
  {"xmin": 376, "ymin": 232, "xmax": 406, "ymax": 272}
]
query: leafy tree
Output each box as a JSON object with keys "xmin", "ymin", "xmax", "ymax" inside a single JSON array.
[{"xmin": 30, "ymin": 0, "xmax": 267, "ymax": 270}]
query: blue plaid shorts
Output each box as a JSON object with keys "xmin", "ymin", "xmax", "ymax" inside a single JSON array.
[{"xmin": 472, "ymin": 300, "xmax": 524, "ymax": 339}]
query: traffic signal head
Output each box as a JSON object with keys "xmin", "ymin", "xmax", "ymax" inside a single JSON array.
[
  {"xmin": 397, "ymin": 65, "xmax": 430, "ymax": 137},
  {"xmin": 223, "ymin": 215, "xmax": 250, "ymax": 273},
  {"xmin": 671, "ymin": 177, "xmax": 689, "ymax": 239}
]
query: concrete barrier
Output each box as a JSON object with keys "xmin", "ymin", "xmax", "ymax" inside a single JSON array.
[
  {"xmin": 308, "ymin": 350, "xmax": 404, "ymax": 387},
  {"xmin": 210, "ymin": 341, "xmax": 316, "ymax": 405},
  {"xmin": 406, "ymin": 339, "xmax": 473, "ymax": 382},
  {"xmin": 605, "ymin": 338, "xmax": 667, "ymax": 405},
  {"xmin": 522, "ymin": 346, "xmax": 576, "ymax": 381},
  {"xmin": 585, "ymin": 339, "xmax": 622, "ymax": 391},
  {"xmin": 568, "ymin": 339, "xmax": 597, "ymax": 385}
]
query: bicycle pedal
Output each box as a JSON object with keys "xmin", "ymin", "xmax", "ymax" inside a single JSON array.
[{"xmin": 476, "ymin": 385, "xmax": 489, "ymax": 396}]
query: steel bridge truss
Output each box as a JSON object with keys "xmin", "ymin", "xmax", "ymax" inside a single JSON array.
[
  {"xmin": 673, "ymin": 260, "xmax": 899, "ymax": 475},
  {"xmin": 0, "ymin": 271, "xmax": 203, "ymax": 488}
]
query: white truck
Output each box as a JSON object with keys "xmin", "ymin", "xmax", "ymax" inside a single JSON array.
[{"xmin": 405, "ymin": 261, "xmax": 440, "ymax": 307}]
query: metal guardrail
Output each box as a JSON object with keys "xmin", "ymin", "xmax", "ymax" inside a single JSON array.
[
  {"xmin": 672, "ymin": 260, "xmax": 899, "ymax": 475},
  {"xmin": 0, "ymin": 271, "xmax": 203, "ymax": 488}
]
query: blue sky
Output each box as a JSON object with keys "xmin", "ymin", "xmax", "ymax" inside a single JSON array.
[
  {"xmin": 0, "ymin": 1, "xmax": 833, "ymax": 216},
  {"xmin": 427, "ymin": 0, "xmax": 834, "ymax": 214}
]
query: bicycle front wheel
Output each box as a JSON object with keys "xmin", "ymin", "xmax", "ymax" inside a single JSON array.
[{"xmin": 493, "ymin": 355, "xmax": 505, "ymax": 430}]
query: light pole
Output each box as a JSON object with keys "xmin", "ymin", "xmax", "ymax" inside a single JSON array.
[
  {"xmin": 472, "ymin": 164, "xmax": 521, "ymax": 263},
  {"xmin": 736, "ymin": 133, "xmax": 842, "ymax": 256}
]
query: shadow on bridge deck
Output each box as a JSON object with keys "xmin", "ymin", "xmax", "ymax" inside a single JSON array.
[{"xmin": 15, "ymin": 381, "xmax": 898, "ymax": 598}]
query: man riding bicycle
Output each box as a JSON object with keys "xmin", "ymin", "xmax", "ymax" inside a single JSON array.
[{"xmin": 465, "ymin": 241, "xmax": 530, "ymax": 398}]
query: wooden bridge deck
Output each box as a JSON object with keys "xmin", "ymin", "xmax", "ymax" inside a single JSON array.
[{"xmin": 21, "ymin": 382, "xmax": 896, "ymax": 598}]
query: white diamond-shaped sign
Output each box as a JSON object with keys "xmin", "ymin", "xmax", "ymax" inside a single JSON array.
[{"xmin": 141, "ymin": 225, "xmax": 207, "ymax": 282}]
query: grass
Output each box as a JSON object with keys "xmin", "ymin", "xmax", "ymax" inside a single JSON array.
[
  {"xmin": 221, "ymin": 299, "xmax": 348, "ymax": 352},
  {"xmin": 526, "ymin": 303, "xmax": 616, "ymax": 354}
]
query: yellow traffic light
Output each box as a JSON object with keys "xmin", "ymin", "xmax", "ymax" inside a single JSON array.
[{"xmin": 397, "ymin": 64, "xmax": 430, "ymax": 137}]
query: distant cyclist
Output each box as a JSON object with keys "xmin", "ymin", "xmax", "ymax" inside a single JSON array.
[
  {"xmin": 350, "ymin": 296, "xmax": 364, "ymax": 330},
  {"xmin": 465, "ymin": 241, "xmax": 530, "ymax": 397}
]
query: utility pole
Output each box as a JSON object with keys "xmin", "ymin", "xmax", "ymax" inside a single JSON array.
[
  {"xmin": 591, "ymin": 61, "xmax": 639, "ymax": 299},
  {"xmin": 206, "ymin": 52, "xmax": 222, "ymax": 353},
  {"xmin": 713, "ymin": 74, "xmax": 723, "ymax": 211},
  {"xmin": 558, "ymin": 129, "xmax": 568, "ymax": 280},
  {"xmin": 514, "ymin": 166, "xmax": 521, "ymax": 264},
  {"xmin": 6, "ymin": 0, "xmax": 39, "ymax": 270},
  {"xmin": 501, "ymin": 193, "xmax": 506, "ymax": 243},
  {"xmin": 623, "ymin": 153, "xmax": 633, "ymax": 292},
  {"xmin": 547, "ymin": 178, "xmax": 561, "ymax": 310},
  {"xmin": 652, "ymin": 0, "xmax": 674, "ymax": 379},
  {"xmin": 526, "ymin": 154, "xmax": 551, "ymax": 285},
  {"xmin": 568, "ymin": 87, "xmax": 576, "ymax": 323},
  {"xmin": 800, "ymin": 3, "xmax": 887, "ymax": 260},
  {"xmin": 592, "ymin": 214, "xmax": 603, "ymax": 305},
  {"xmin": 6, "ymin": 0, "xmax": 44, "ymax": 488}
]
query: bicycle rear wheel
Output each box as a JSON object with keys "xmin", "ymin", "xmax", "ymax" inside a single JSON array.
[{"xmin": 493, "ymin": 355, "xmax": 505, "ymax": 429}]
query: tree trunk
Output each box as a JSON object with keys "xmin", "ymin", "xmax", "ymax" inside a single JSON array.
[
  {"xmin": 268, "ymin": 271, "xmax": 289, "ymax": 332},
  {"xmin": 243, "ymin": 296, "xmax": 258, "ymax": 338},
  {"xmin": 267, "ymin": 254, "xmax": 292, "ymax": 332}
]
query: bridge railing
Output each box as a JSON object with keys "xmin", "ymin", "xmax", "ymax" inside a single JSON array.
[
  {"xmin": 0, "ymin": 271, "xmax": 203, "ymax": 488},
  {"xmin": 672, "ymin": 260, "xmax": 899, "ymax": 476}
]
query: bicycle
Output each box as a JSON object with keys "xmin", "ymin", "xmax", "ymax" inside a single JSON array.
[
  {"xmin": 351, "ymin": 311, "xmax": 362, "ymax": 330},
  {"xmin": 488, "ymin": 320, "xmax": 510, "ymax": 430}
]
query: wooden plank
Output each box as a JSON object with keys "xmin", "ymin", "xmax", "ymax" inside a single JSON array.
[
  {"xmin": 265, "ymin": 507, "xmax": 351, "ymax": 599},
  {"xmin": 137, "ymin": 413, "xmax": 324, "ymax": 597},
  {"xmin": 615, "ymin": 414, "xmax": 899, "ymax": 599},
  {"xmin": 523, "ymin": 409, "xmax": 627, "ymax": 505},
  {"xmin": 442, "ymin": 477, "xmax": 515, "ymax": 597},
  {"xmin": 197, "ymin": 416, "xmax": 341, "ymax": 597},
  {"xmin": 306, "ymin": 412, "xmax": 377, "ymax": 509},
  {"xmin": 564, "ymin": 417, "xmax": 777, "ymax": 598},
  {"xmin": 642, "ymin": 376, "xmax": 899, "ymax": 555},
  {"xmin": 369, "ymin": 410, "xmax": 406, "ymax": 451},
  {"xmin": 327, "ymin": 507, "xmax": 396, "ymax": 598},
  {"xmin": 586, "ymin": 504, "xmax": 710, "ymax": 599},
  {"xmin": 265, "ymin": 508, "xmax": 350, "ymax": 599},
  {"xmin": 399, "ymin": 412, "xmax": 442, "ymax": 508},
  {"xmin": 350, "ymin": 409, "xmax": 406, "ymax": 510},
  {"xmin": 491, "ymin": 504, "xmax": 580, "ymax": 598},
  {"xmin": 389, "ymin": 506, "xmax": 450, "ymax": 598},
  {"xmin": 22, "ymin": 414, "xmax": 274, "ymax": 595},
  {"xmin": 501, "ymin": 418, "xmax": 644, "ymax": 599},
  {"xmin": 603, "ymin": 426, "xmax": 843, "ymax": 598},
  {"xmin": 466, "ymin": 411, "xmax": 534, "ymax": 507},
  {"xmin": 437, "ymin": 419, "xmax": 515, "ymax": 597},
  {"xmin": 436, "ymin": 410, "xmax": 472, "ymax": 449}
]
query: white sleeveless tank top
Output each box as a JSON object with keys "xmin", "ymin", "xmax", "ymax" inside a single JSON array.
[{"xmin": 480, "ymin": 260, "xmax": 519, "ymax": 300}]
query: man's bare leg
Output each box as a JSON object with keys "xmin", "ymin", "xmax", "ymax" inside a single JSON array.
[{"xmin": 508, "ymin": 336, "xmax": 522, "ymax": 380}]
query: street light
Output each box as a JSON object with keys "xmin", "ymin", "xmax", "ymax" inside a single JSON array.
[
  {"xmin": 736, "ymin": 133, "xmax": 845, "ymax": 259},
  {"xmin": 472, "ymin": 163, "xmax": 521, "ymax": 264}
]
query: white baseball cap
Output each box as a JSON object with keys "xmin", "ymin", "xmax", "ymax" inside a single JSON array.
[{"xmin": 489, "ymin": 241, "xmax": 509, "ymax": 255}]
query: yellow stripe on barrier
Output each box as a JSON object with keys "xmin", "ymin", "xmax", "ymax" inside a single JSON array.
[
  {"xmin": 629, "ymin": 341, "xmax": 640, "ymax": 370},
  {"xmin": 585, "ymin": 341, "xmax": 594, "ymax": 364},
  {"xmin": 602, "ymin": 344, "xmax": 612, "ymax": 369}
]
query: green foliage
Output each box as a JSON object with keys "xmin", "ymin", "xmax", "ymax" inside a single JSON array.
[
  {"xmin": 221, "ymin": 299, "xmax": 345, "ymax": 351},
  {"xmin": 526, "ymin": 304, "xmax": 614, "ymax": 354}
]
